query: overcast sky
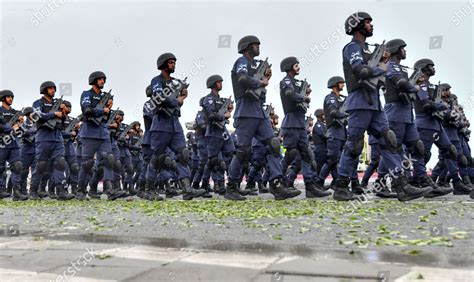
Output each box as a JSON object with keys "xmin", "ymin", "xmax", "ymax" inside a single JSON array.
[{"xmin": 1, "ymin": 0, "xmax": 473, "ymax": 167}]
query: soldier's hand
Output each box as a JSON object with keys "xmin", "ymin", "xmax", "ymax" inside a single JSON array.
[
  {"xmin": 107, "ymin": 99, "xmax": 113, "ymax": 108},
  {"xmin": 109, "ymin": 122, "xmax": 118, "ymax": 129},
  {"xmin": 306, "ymin": 86, "xmax": 312, "ymax": 95},
  {"xmin": 378, "ymin": 62, "xmax": 389, "ymax": 72},
  {"xmin": 71, "ymin": 131, "xmax": 77, "ymax": 137},
  {"xmin": 304, "ymin": 96, "xmax": 311, "ymax": 103},
  {"xmin": 260, "ymin": 77, "xmax": 269, "ymax": 87},
  {"xmin": 228, "ymin": 103, "xmax": 234, "ymax": 111},
  {"xmin": 12, "ymin": 124, "xmax": 20, "ymax": 131},
  {"xmin": 103, "ymin": 107, "xmax": 110, "ymax": 114},
  {"xmin": 55, "ymin": 112, "xmax": 63, "ymax": 119},
  {"xmin": 265, "ymin": 68, "xmax": 272, "ymax": 78},
  {"xmin": 178, "ymin": 95, "xmax": 186, "ymax": 105},
  {"xmin": 224, "ymin": 112, "xmax": 231, "ymax": 119},
  {"xmin": 180, "ymin": 88, "xmax": 188, "ymax": 97}
]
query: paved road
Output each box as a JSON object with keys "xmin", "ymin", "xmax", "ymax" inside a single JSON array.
[{"xmin": 0, "ymin": 189, "xmax": 473, "ymax": 281}]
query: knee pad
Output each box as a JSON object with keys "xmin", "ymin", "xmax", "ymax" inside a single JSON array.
[
  {"xmin": 236, "ymin": 145, "xmax": 252, "ymax": 163},
  {"xmin": 70, "ymin": 163, "xmax": 80, "ymax": 175},
  {"xmin": 300, "ymin": 145, "xmax": 313, "ymax": 163},
  {"xmin": 177, "ymin": 148, "xmax": 190, "ymax": 165},
  {"xmin": 267, "ymin": 137, "xmax": 281, "ymax": 156},
  {"xmin": 458, "ymin": 155, "xmax": 468, "ymax": 166},
  {"xmin": 10, "ymin": 161, "xmax": 23, "ymax": 174},
  {"xmin": 382, "ymin": 128, "xmax": 398, "ymax": 152},
  {"xmin": 53, "ymin": 157, "xmax": 66, "ymax": 171},
  {"xmin": 153, "ymin": 154, "xmax": 173, "ymax": 170},
  {"xmin": 36, "ymin": 160, "xmax": 49, "ymax": 175},
  {"xmin": 285, "ymin": 148, "xmax": 299, "ymax": 164},
  {"xmin": 345, "ymin": 136, "xmax": 364, "ymax": 158},
  {"xmin": 114, "ymin": 159, "xmax": 122, "ymax": 172},
  {"xmin": 126, "ymin": 164, "xmax": 134, "ymax": 174},
  {"xmin": 82, "ymin": 159, "xmax": 95, "ymax": 173},
  {"xmin": 106, "ymin": 153, "xmax": 115, "ymax": 168},
  {"xmin": 446, "ymin": 144, "xmax": 458, "ymax": 160},
  {"xmin": 208, "ymin": 156, "xmax": 226, "ymax": 172},
  {"xmin": 408, "ymin": 140, "xmax": 425, "ymax": 156}
]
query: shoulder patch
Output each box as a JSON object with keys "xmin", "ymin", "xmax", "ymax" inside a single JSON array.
[
  {"xmin": 330, "ymin": 98, "xmax": 336, "ymax": 104},
  {"xmin": 421, "ymin": 86, "xmax": 428, "ymax": 91}
]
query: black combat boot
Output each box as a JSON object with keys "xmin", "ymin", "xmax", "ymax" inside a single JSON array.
[
  {"xmin": 373, "ymin": 178, "xmax": 397, "ymax": 198},
  {"xmin": 144, "ymin": 180, "xmax": 163, "ymax": 201},
  {"xmin": 224, "ymin": 181, "xmax": 246, "ymax": 201},
  {"xmin": 0, "ymin": 188, "xmax": 11, "ymax": 199},
  {"xmin": 200, "ymin": 180, "xmax": 212, "ymax": 198},
  {"xmin": 215, "ymin": 180, "xmax": 226, "ymax": 195},
  {"xmin": 136, "ymin": 180, "xmax": 146, "ymax": 199},
  {"xmin": 12, "ymin": 185, "xmax": 28, "ymax": 201},
  {"xmin": 29, "ymin": 185, "xmax": 40, "ymax": 200},
  {"xmin": 270, "ymin": 178, "xmax": 301, "ymax": 200},
  {"xmin": 257, "ymin": 181, "xmax": 269, "ymax": 194},
  {"xmin": 421, "ymin": 176, "xmax": 452, "ymax": 198},
  {"xmin": 305, "ymin": 182, "xmax": 331, "ymax": 198},
  {"xmin": 392, "ymin": 175, "xmax": 431, "ymax": 202},
  {"xmin": 179, "ymin": 178, "xmax": 206, "ymax": 200},
  {"xmin": 452, "ymin": 179, "xmax": 472, "ymax": 195},
  {"xmin": 165, "ymin": 180, "xmax": 181, "ymax": 198},
  {"xmin": 86, "ymin": 181, "xmax": 99, "ymax": 200},
  {"xmin": 332, "ymin": 177, "xmax": 356, "ymax": 201},
  {"xmin": 244, "ymin": 181, "xmax": 259, "ymax": 196},
  {"xmin": 351, "ymin": 179, "xmax": 364, "ymax": 195},
  {"xmin": 114, "ymin": 180, "xmax": 129, "ymax": 198},
  {"xmin": 47, "ymin": 181, "xmax": 57, "ymax": 199},
  {"xmin": 57, "ymin": 184, "xmax": 74, "ymax": 201},
  {"xmin": 461, "ymin": 175, "xmax": 474, "ymax": 189}
]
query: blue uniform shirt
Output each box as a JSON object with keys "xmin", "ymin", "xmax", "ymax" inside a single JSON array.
[
  {"xmin": 79, "ymin": 89, "xmax": 110, "ymax": 140},
  {"xmin": 32, "ymin": 97, "xmax": 64, "ymax": 142},
  {"xmin": 384, "ymin": 60, "xmax": 415, "ymax": 124},
  {"xmin": 232, "ymin": 56, "xmax": 267, "ymax": 119},
  {"xmin": 149, "ymin": 74, "xmax": 183, "ymax": 133}
]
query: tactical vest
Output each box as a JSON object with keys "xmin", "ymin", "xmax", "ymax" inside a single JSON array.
[
  {"xmin": 312, "ymin": 122, "xmax": 327, "ymax": 145},
  {"xmin": 413, "ymin": 82, "xmax": 435, "ymax": 114},
  {"xmin": 281, "ymin": 79, "xmax": 305, "ymax": 115},
  {"xmin": 84, "ymin": 92, "xmax": 104, "ymax": 122},
  {"xmin": 323, "ymin": 93, "xmax": 344, "ymax": 128},
  {"xmin": 384, "ymin": 66, "xmax": 410, "ymax": 103},
  {"xmin": 37, "ymin": 97, "xmax": 61, "ymax": 129},
  {"xmin": 343, "ymin": 42, "xmax": 371, "ymax": 93},
  {"xmin": 231, "ymin": 58, "xmax": 258, "ymax": 100}
]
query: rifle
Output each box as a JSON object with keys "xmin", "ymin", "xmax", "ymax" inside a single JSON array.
[
  {"xmin": 245, "ymin": 58, "xmax": 271, "ymax": 100},
  {"xmin": 359, "ymin": 40, "xmax": 386, "ymax": 104},
  {"xmin": 118, "ymin": 123, "xmax": 134, "ymax": 141},
  {"xmin": 6, "ymin": 109, "xmax": 23, "ymax": 128},
  {"xmin": 63, "ymin": 115, "xmax": 81, "ymax": 142},
  {"xmin": 130, "ymin": 135, "xmax": 144, "ymax": 156},
  {"xmin": 296, "ymin": 79, "xmax": 310, "ymax": 112},
  {"xmin": 432, "ymin": 81, "xmax": 445, "ymax": 121},
  {"xmin": 399, "ymin": 67, "xmax": 422, "ymax": 104},
  {"xmin": 335, "ymin": 95, "xmax": 348, "ymax": 127},
  {"xmin": 158, "ymin": 77, "xmax": 189, "ymax": 117},
  {"xmin": 264, "ymin": 103, "xmax": 275, "ymax": 117},
  {"xmin": 44, "ymin": 96, "xmax": 64, "ymax": 130},
  {"xmin": 90, "ymin": 89, "xmax": 113, "ymax": 125},
  {"xmin": 106, "ymin": 108, "xmax": 120, "ymax": 134},
  {"xmin": 213, "ymin": 96, "xmax": 233, "ymax": 129}
]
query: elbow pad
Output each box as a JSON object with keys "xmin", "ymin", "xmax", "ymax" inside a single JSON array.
[
  {"xmin": 354, "ymin": 65, "xmax": 372, "ymax": 79},
  {"xmin": 421, "ymin": 100, "xmax": 436, "ymax": 112},
  {"xmin": 237, "ymin": 74, "xmax": 249, "ymax": 87},
  {"xmin": 83, "ymin": 107, "xmax": 95, "ymax": 117},
  {"xmin": 284, "ymin": 88, "xmax": 294, "ymax": 96},
  {"xmin": 395, "ymin": 78, "xmax": 410, "ymax": 90}
]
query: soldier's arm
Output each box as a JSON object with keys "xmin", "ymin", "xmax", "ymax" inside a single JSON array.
[
  {"xmin": 386, "ymin": 64, "xmax": 417, "ymax": 93},
  {"xmin": 281, "ymin": 79, "xmax": 304, "ymax": 102},
  {"xmin": 203, "ymin": 96, "xmax": 224, "ymax": 122},
  {"xmin": 32, "ymin": 100, "xmax": 55, "ymax": 122},
  {"xmin": 81, "ymin": 93, "xmax": 104, "ymax": 118},
  {"xmin": 344, "ymin": 43, "xmax": 385, "ymax": 79},
  {"xmin": 235, "ymin": 58, "xmax": 262, "ymax": 90},
  {"xmin": 151, "ymin": 78, "xmax": 180, "ymax": 108},
  {"xmin": 416, "ymin": 84, "xmax": 445, "ymax": 112}
]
